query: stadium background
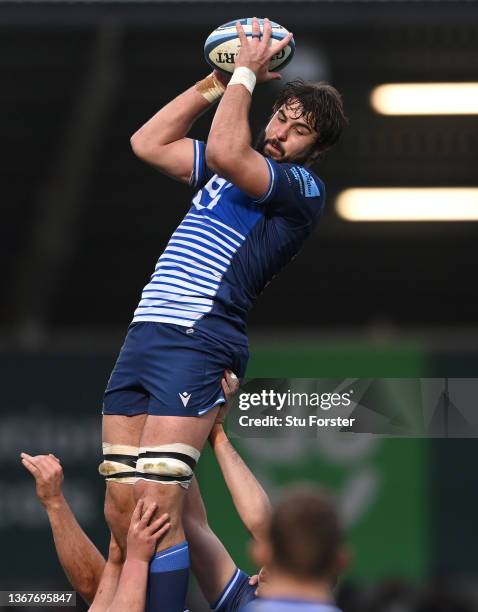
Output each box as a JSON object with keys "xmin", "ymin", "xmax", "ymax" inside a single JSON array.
[{"xmin": 1, "ymin": 0, "xmax": 478, "ymax": 609}]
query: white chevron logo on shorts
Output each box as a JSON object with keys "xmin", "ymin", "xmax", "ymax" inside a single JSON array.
[{"xmin": 179, "ymin": 392, "xmax": 192, "ymax": 407}]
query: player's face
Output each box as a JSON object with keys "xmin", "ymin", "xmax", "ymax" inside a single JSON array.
[{"xmin": 261, "ymin": 102, "xmax": 319, "ymax": 164}]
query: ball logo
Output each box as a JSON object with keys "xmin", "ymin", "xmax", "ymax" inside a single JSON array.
[
  {"xmin": 215, "ymin": 47, "xmax": 287, "ymax": 66},
  {"xmin": 216, "ymin": 51, "xmax": 236, "ymax": 64}
]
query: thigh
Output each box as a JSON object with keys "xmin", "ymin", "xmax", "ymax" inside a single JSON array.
[
  {"xmin": 102, "ymin": 414, "xmax": 147, "ymax": 445},
  {"xmin": 139, "ymin": 408, "xmax": 219, "ymax": 449}
]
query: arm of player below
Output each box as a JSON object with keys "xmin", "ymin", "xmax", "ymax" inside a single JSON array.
[
  {"xmin": 88, "ymin": 536, "xmax": 123, "ymax": 612},
  {"xmin": 206, "ymin": 84, "xmax": 271, "ymax": 199},
  {"xmin": 45, "ymin": 498, "xmax": 107, "ymax": 604},
  {"xmin": 210, "ymin": 425, "xmax": 272, "ymax": 540},
  {"xmin": 130, "ymin": 80, "xmax": 215, "ymax": 184},
  {"xmin": 183, "ymin": 476, "xmax": 237, "ymax": 605},
  {"xmin": 104, "ymin": 558, "xmax": 148, "ymax": 612},
  {"xmin": 21, "ymin": 453, "xmax": 106, "ymax": 604}
]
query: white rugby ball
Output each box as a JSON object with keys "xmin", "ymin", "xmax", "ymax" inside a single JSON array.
[{"xmin": 204, "ymin": 17, "xmax": 295, "ymax": 74}]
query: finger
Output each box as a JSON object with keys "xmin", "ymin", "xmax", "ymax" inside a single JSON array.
[
  {"xmin": 49, "ymin": 454, "xmax": 61, "ymax": 463},
  {"xmin": 21, "ymin": 457, "xmax": 40, "ymax": 475},
  {"xmin": 131, "ymin": 498, "xmax": 144, "ymax": 524},
  {"xmin": 261, "ymin": 17, "xmax": 272, "ymax": 46},
  {"xmin": 222, "ymin": 370, "xmax": 232, "ymax": 393},
  {"xmin": 235, "ymin": 21, "xmax": 248, "ymax": 46},
  {"xmin": 269, "ymin": 31, "xmax": 293, "ymax": 58},
  {"xmin": 36, "ymin": 456, "xmax": 57, "ymax": 474},
  {"xmin": 266, "ymin": 72, "xmax": 282, "ymax": 81},
  {"xmin": 153, "ymin": 522, "xmax": 171, "ymax": 541},
  {"xmin": 251, "ymin": 17, "xmax": 261, "ymax": 42},
  {"xmin": 249, "ymin": 574, "xmax": 259, "ymax": 585},
  {"xmin": 140, "ymin": 501, "xmax": 157, "ymax": 526},
  {"xmin": 148, "ymin": 513, "xmax": 170, "ymax": 534},
  {"xmin": 225, "ymin": 370, "xmax": 239, "ymax": 393},
  {"xmin": 20, "ymin": 452, "xmax": 34, "ymax": 461},
  {"xmin": 43, "ymin": 456, "xmax": 61, "ymax": 470},
  {"xmin": 221, "ymin": 377, "xmax": 229, "ymax": 397}
]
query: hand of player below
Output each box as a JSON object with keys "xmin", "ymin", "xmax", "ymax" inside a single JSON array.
[
  {"xmin": 234, "ymin": 17, "xmax": 293, "ymax": 83},
  {"xmin": 21, "ymin": 452, "xmax": 64, "ymax": 510},
  {"xmin": 126, "ymin": 500, "xmax": 171, "ymax": 563},
  {"xmin": 249, "ymin": 567, "xmax": 268, "ymax": 596},
  {"xmin": 214, "ymin": 369, "xmax": 240, "ymax": 425}
]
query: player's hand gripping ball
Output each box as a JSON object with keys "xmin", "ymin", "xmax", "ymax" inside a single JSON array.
[{"xmin": 204, "ymin": 17, "xmax": 295, "ymax": 75}]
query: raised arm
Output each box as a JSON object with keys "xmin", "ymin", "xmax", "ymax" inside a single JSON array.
[
  {"xmin": 183, "ymin": 476, "xmax": 237, "ymax": 605},
  {"xmin": 205, "ymin": 18, "xmax": 292, "ymax": 198},
  {"xmin": 21, "ymin": 453, "xmax": 106, "ymax": 605},
  {"xmin": 209, "ymin": 422, "xmax": 271, "ymax": 541},
  {"xmin": 130, "ymin": 71, "xmax": 228, "ymax": 183}
]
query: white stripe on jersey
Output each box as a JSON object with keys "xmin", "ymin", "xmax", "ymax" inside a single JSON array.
[
  {"xmin": 133, "ymin": 212, "xmax": 245, "ymax": 327},
  {"xmin": 178, "ymin": 223, "xmax": 237, "ymax": 252},
  {"xmin": 142, "ymin": 282, "xmax": 214, "ymax": 298},
  {"xmin": 139, "ymin": 291, "xmax": 213, "ymax": 306},
  {"xmin": 147, "ymin": 275, "xmax": 218, "ymax": 295},
  {"xmin": 172, "ymin": 231, "xmax": 234, "ymax": 257},
  {"xmin": 156, "ymin": 256, "xmax": 222, "ymax": 280},
  {"xmin": 151, "ymin": 269, "xmax": 219, "ymax": 289},
  {"xmin": 169, "ymin": 239, "xmax": 231, "ymax": 265},
  {"xmin": 134, "ymin": 306, "xmax": 203, "ymax": 320},
  {"xmin": 187, "ymin": 213, "xmax": 246, "ymax": 240},
  {"xmin": 138, "ymin": 299, "xmax": 212, "ymax": 313},
  {"xmin": 164, "ymin": 245, "xmax": 227, "ymax": 273},
  {"xmin": 181, "ymin": 218, "xmax": 242, "ymax": 249}
]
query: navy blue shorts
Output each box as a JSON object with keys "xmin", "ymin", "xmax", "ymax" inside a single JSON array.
[{"xmin": 103, "ymin": 322, "xmax": 249, "ymax": 418}]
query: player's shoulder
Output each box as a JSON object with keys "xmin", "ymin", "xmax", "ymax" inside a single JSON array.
[{"xmin": 275, "ymin": 162, "xmax": 325, "ymax": 201}]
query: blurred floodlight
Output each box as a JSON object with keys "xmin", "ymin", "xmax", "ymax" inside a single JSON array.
[
  {"xmin": 371, "ymin": 83, "xmax": 478, "ymax": 115},
  {"xmin": 336, "ymin": 188, "xmax": 478, "ymax": 221}
]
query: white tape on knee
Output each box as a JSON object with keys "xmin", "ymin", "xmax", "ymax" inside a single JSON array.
[
  {"xmin": 136, "ymin": 444, "xmax": 201, "ymax": 489},
  {"xmin": 98, "ymin": 443, "xmax": 139, "ymax": 484}
]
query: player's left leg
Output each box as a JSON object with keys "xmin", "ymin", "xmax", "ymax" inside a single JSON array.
[
  {"xmin": 102, "ymin": 413, "xmax": 147, "ymax": 553},
  {"xmin": 134, "ymin": 408, "xmax": 220, "ymax": 612}
]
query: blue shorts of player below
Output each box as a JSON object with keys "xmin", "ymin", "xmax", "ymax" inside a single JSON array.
[{"xmin": 103, "ymin": 321, "xmax": 249, "ymax": 417}]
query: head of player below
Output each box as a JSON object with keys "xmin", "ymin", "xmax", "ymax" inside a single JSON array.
[
  {"xmin": 251, "ymin": 484, "xmax": 348, "ymax": 601},
  {"xmin": 255, "ymin": 79, "xmax": 347, "ymax": 167}
]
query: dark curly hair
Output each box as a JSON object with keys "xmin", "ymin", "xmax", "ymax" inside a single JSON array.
[{"xmin": 272, "ymin": 79, "xmax": 348, "ymax": 156}]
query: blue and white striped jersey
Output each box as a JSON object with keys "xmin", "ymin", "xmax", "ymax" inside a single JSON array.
[{"xmin": 132, "ymin": 140, "xmax": 325, "ymax": 345}]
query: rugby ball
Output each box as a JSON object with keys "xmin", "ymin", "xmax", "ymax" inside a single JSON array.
[{"xmin": 204, "ymin": 18, "xmax": 295, "ymax": 74}]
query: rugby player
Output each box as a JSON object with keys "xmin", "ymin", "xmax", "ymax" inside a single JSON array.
[
  {"xmin": 100, "ymin": 17, "xmax": 347, "ymax": 611},
  {"xmin": 243, "ymin": 486, "xmax": 346, "ymax": 611}
]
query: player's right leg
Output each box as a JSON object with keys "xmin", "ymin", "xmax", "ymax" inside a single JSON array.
[{"xmin": 100, "ymin": 323, "xmax": 151, "ymax": 554}]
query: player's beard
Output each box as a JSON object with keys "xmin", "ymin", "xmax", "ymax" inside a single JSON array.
[{"xmin": 255, "ymin": 128, "xmax": 316, "ymax": 166}]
